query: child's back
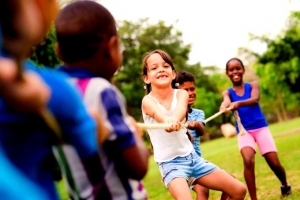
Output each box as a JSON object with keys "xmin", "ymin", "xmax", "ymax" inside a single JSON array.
[
  {"xmin": 0, "ymin": 60, "xmax": 99, "ymax": 200},
  {"xmin": 55, "ymin": 1, "xmax": 149, "ymax": 199},
  {"xmin": 0, "ymin": 1, "xmax": 100, "ymax": 199}
]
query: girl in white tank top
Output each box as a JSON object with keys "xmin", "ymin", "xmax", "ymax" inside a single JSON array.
[
  {"xmin": 141, "ymin": 50, "xmax": 247, "ymax": 200},
  {"xmin": 142, "ymin": 89, "xmax": 193, "ymax": 162}
]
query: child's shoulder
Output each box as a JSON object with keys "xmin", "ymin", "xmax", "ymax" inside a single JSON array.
[
  {"xmin": 248, "ymin": 80, "xmax": 259, "ymax": 87},
  {"xmin": 85, "ymin": 77, "xmax": 113, "ymax": 92},
  {"xmin": 177, "ymin": 88, "xmax": 188, "ymax": 94}
]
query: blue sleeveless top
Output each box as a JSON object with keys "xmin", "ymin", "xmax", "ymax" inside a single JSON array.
[{"xmin": 228, "ymin": 83, "xmax": 268, "ymax": 133}]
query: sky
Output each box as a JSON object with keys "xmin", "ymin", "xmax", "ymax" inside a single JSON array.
[{"xmin": 100, "ymin": 0, "xmax": 300, "ymax": 68}]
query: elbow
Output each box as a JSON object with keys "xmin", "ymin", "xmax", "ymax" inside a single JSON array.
[
  {"xmin": 128, "ymin": 163, "xmax": 149, "ymax": 180},
  {"xmin": 126, "ymin": 153, "xmax": 149, "ymax": 179},
  {"xmin": 122, "ymin": 147, "xmax": 150, "ymax": 180},
  {"xmin": 253, "ymin": 97, "xmax": 260, "ymax": 104}
]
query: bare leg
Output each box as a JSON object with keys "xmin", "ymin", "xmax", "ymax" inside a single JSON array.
[
  {"xmin": 193, "ymin": 184, "xmax": 209, "ymax": 200},
  {"xmin": 241, "ymin": 147, "xmax": 257, "ymax": 200},
  {"xmin": 194, "ymin": 168, "xmax": 246, "ymax": 200},
  {"xmin": 220, "ymin": 192, "xmax": 230, "ymax": 200},
  {"xmin": 168, "ymin": 177, "xmax": 193, "ymax": 200},
  {"xmin": 263, "ymin": 152, "xmax": 287, "ymax": 185},
  {"xmin": 220, "ymin": 172, "xmax": 236, "ymax": 200}
]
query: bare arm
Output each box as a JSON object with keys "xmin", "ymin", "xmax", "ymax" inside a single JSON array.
[
  {"xmin": 187, "ymin": 121, "xmax": 204, "ymax": 136},
  {"xmin": 142, "ymin": 89, "xmax": 188, "ymax": 132},
  {"xmin": 229, "ymin": 81, "xmax": 260, "ymax": 110},
  {"xmin": 142, "ymin": 95, "xmax": 166, "ymax": 123},
  {"xmin": 219, "ymin": 90, "xmax": 232, "ymax": 112},
  {"xmin": 100, "ymin": 88, "xmax": 149, "ymax": 180},
  {"xmin": 119, "ymin": 117, "xmax": 149, "ymax": 180},
  {"xmin": 173, "ymin": 89, "xmax": 189, "ymax": 122},
  {"xmin": 0, "ymin": 58, "xmax": 50, "ymax": 113}
]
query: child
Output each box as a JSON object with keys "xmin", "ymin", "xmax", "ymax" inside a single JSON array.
[
  {"xmin": 0, "ymin": 0, "xmax": 51, "ymax": 113},
  {"xmin": 219, "ymin": 58, "xmax": 291, "ymax": 199},
  {"xmin": 0, "ymin": 0, "xmax": 101, "ymax": 199},
  {"xmin": 55, "ymin": 1, "xmax": 149, "ymax": 199},
  {"xmin": 141, "ymin": 49, "xmax": 246, "ymax": 200},
  {"xmin": 176, "ymin": 71, "xmax": 230, "ymax": 200}
]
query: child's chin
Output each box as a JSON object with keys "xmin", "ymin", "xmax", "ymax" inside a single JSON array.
[{"xmin": 188, "ymin": 101, "xmax": 194, "ymax": 105}]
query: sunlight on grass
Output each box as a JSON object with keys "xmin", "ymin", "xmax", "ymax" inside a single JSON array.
[
  {"xmin": 144, "ymin": 118, "xmax": 300, "ymax": 200},
  {"xmin": 57, "ymin": 118, "xmax": 300, "ymax": 199}
]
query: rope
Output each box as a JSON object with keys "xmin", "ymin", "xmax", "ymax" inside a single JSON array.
[
  {"xmin": 233, "ymin": 110, "xmax": 247, "ymax": 135},
  {"xmin": 137, "ymin": 108, "xmax": 231, "ymax": 130}
]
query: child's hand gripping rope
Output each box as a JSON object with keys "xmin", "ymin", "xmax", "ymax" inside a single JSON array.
[{"xmin": 137, "ymin": 108, "xmax": 231, "ymax": 130}]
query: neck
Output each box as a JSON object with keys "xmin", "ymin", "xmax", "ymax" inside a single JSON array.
[
  {"xmin": 150, "ymin": 85, "xmax": 173, "ymax": 100},
  {"xmin": 65, "ymin": 60, "xmax": 112, "ymax": 82},
  {"xmin": 233, "ymin": 80, "xmax": 244, "ymax": 87}
]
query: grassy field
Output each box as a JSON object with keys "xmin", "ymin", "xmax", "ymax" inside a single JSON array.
[
  {"xmin": 57, "ymin": 117, "xmax": 300, "ymax": 199},
  {"xmin": 143, "ymin": 117, "xmax": 300, "ymax": 200}
]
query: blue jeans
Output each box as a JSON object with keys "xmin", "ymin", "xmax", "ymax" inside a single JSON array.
[{"xmin": 157, "ymin": 151, "xmax": 217, "ymax": 187}]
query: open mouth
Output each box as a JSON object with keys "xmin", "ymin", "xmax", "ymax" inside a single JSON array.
[
  {"xmin": 232, "ymin": 75, "xmax": 240, "ymax": 80},
  {"xmin": 157, "ymin": 75, "xmax": 167, "ymax": 79},
  {"xmin": 189, "ymin": 97, "xmax": 195, "ymax": 102}
]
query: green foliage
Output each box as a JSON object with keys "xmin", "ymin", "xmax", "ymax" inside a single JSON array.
[
  {"xmin": 30, "ymin": 26, "xmax": 61, "ymax": 68},
  {"xmin": 240, "ymin": 11, "xmax": 300, "ymax": 121},
  {"xmin": 143, "ymin": 118, "xmax": 300, "ymax": 200},
  {"xmin": 115, "ymin": 18, "xmax": 214, "ymax": 119}
]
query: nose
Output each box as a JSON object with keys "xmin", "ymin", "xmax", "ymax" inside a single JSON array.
[{"xmin": 158, "ymin": 66, "xmax": 165, "ymax": 72}]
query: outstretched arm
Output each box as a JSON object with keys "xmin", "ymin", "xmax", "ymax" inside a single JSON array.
[
  {"xmin": 173, "ymin": 89, "xmax": 189, "ymax": 122},
  {"xmin": 100, "ymin": 88, "xmax": 149, "ymax": 180},
  {"xmin": 228, "ymin": 81, "xmax": 260, "ymax": 110},
  {"xmin": 219, "ymin": 90, "xmax": 232, "ymax": 112},
  {"xmin": 0, "ymin": 58, "xmax": 50, "ymax": 113},
  {"xmin": 142, "ymin": 91, "xmax": 188, "ymax": 132},
  {"xmin": 187, "ymin": 109, "xmax": 205, "ymax": 136},
  {"xmin": 236, "ymin": 81, "xmax": 260, "ymax": 107},
  {"xmin": 142, "ymin": 95, "xmax": 168, "ymax": 123},
  {"xmin": 187, "ymin": 121, "xmax": 204, "ymax": 136}
]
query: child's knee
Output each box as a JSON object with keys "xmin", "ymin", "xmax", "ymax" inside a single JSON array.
[
  {"xmin": 234, "ymin": 183, "xmax": 247, "ymax": 199},
  {"xmin": 243, "ymin": 156, "xmax": 255, "ymax": 168}
]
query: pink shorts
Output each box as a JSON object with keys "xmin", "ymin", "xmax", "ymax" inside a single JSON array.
[{"xmin": 238, "ymin": 127, "xmax": 277, "ymax": 155}]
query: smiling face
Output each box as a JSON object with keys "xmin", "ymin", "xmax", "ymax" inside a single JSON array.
[
  {"xmin": 226, "ymin": 59, "xmax": 245, "ymax": 84},
  {"xmin": 178, "ymin": 81, "xmax": 196, "ymax": 106},
  {"xmin": 143, "ymin": 53, "xmax": 176, "ymax": 88}
]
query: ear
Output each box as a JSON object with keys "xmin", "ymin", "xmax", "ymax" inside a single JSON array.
[
  {"xmin": 143, "ymin": 75, "xmax": 150, "ymax": 84},
  {"xmin": 107, "ymin": 36, "xmax": 119, "ymax": 59},
  {"xmin": 54, "ymin": 43, "xmax": 63, "ymax": 61},
  {"xmin": 172, "ymin": 70, "xmax": 177, "ymax": 80}
]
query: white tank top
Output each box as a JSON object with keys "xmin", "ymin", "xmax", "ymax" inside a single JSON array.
[{"xmin": 142, "ymin": 89, "xmax": 193, "ymax": 162}]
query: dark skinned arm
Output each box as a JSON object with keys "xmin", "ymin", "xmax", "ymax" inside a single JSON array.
[
  {"xmin": 229, "ymin": 81, "xmax": 260, "ymax": 110},
  {"xmin": 187, "ymin": 121, "xmax": 205, "ymax": 137}
]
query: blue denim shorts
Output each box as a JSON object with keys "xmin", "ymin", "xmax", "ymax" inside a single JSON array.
[{"xmin": 157, "ymin": 151, "xmax": 217, "ymax": 188}]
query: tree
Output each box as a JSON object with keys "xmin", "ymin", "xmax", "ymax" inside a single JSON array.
[
  {"xmin": 30, "ymin": 26, "xmax": 61, "ymax": 68},
  {"xmin": 239, "ymin": 11, "xmax": 300, "ymax": 121},
  {"xmin": 115, "ymin": 18, "xmax": 192, "ymax": 118}
]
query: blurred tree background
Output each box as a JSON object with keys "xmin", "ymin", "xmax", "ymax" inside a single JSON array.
[{"xmin": 30, "ymin": 11, "xmax": 300, "ymax": 142}]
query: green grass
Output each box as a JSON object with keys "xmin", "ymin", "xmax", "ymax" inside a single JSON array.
[
  {"xmin": 57, "ymin": 117, "xmax": 300, "ymax": 199},
  {"xmin": 143, "ymin": 117, "xmax": 300, "ymax": 200}
]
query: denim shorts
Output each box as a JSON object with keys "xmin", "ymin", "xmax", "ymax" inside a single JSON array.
[{"xmin": 157, "ymin": 151, "xmax": 217, "ymax": 188}]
